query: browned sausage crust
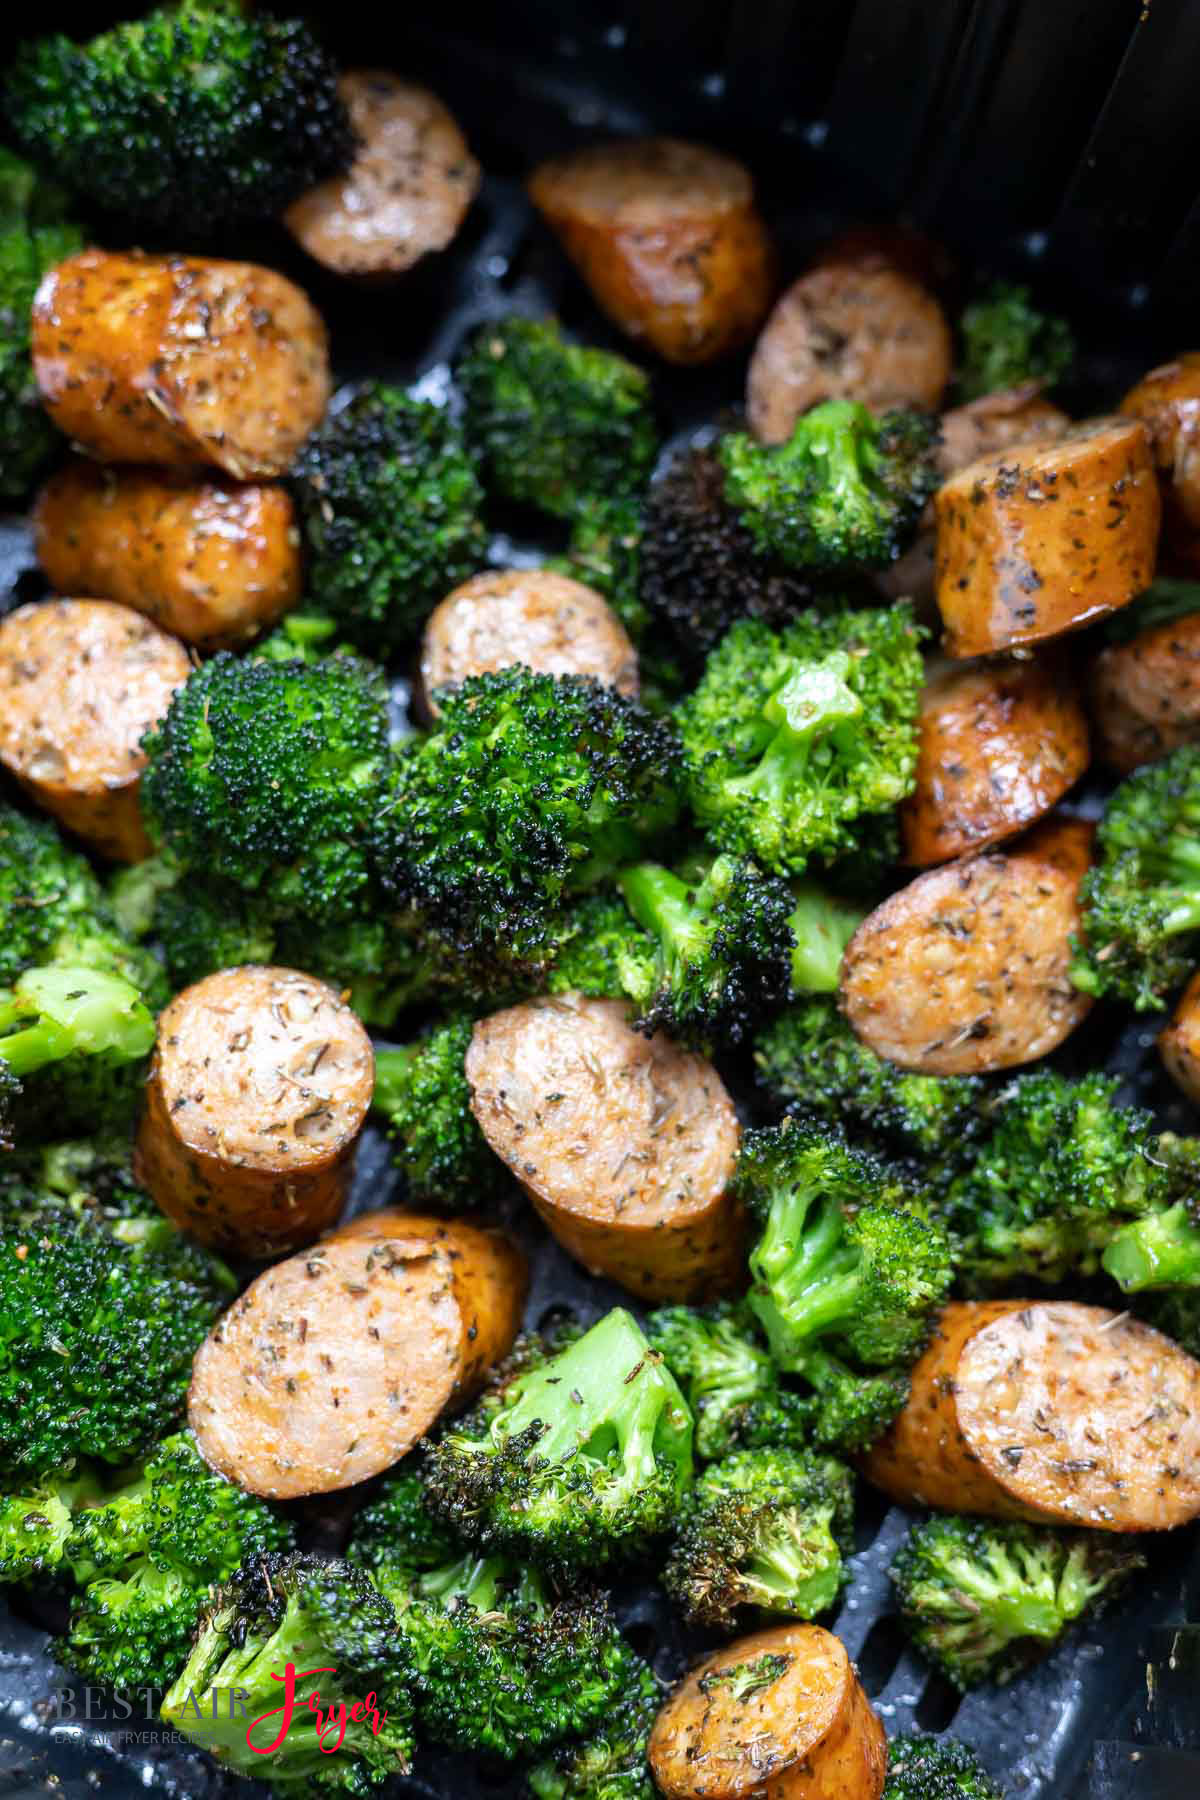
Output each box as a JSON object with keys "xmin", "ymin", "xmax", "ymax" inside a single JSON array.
[
  {"xmin": 284, "ymin": 71, "xmax": 480, "ymax": 277},
  {"xmin": 134, "ymin": 967, "xmax": 374, "ymax": 1258},
  {"xmin": 934, "ymin": 416, "xmax": 1160, "ymax": 658},
  {"xmin": 187, "ymin": 1211, "xmax": 526, "ymax": 1499},
  {"xmin": 900, "ymin": 655, "xmax": 1090, "ymax": 866},
  {"xmin": 747, "ymin": 262, "xmax": 952, "ymax": 445},
  {"xmin": 34, "ymin": 460, "xmax": 301, "ymax": 650},
  {"xmin": 529, "ymin": 137, "xmax": 774, "ymax": 365},
  {"xmin": 1121, "ymin": 353, "xmax": 1200, "ymax": 536},
  {"xmin": 466, "ymin": 993, "xmax": 745, "ymax": 1302},
  {"xmin": 1159, "ymin": 970, "xmax": 1200, "ymax": 1105},
  {"xmin": 860, "ymin": 1301, "xmax": 1200, "ymax": 1531},
  {"xmin": 648, "ymin": 1624, "xmax": 887, "ymax": 1800},
  {"xmin": 0, "ymin": 598, "xmax": 189, "ymax": 862},
  {"xmin": 1088, "ymin": 609, "xmax": 1200, "ymax": 772},
  {"xmin": 32, "ymin": 250, "xmax": 330, "ymax": 478},
  {"xmin": 840, "ymin": 816, "xmax": 1094, "ymax": 1074}
]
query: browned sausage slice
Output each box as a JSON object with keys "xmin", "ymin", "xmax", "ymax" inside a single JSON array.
[
  {"xmin": 34, "ymin": 460, "xmax": 301, "ymax": 650},
  {"xmin": 284, "ymin": 71, "xmax": 480, "ymax": 277},
  {"xmin": 1159, "ymin": 970, "xmax": 1200, "ymax": 1104},
  {"xmin": 648, "ymin": 1624, "xmax": 887, "ymax": 1800},
  {"xmin": 747, "ymin": 262, "xmax": 952, "ymax": 444},
  {"xmin": 0, "ymin": 598, "xmax": 189, "ymax": 862},
  {"xmin": 32, "ymin": 250, "xmax": 330, "ymax": 478},
  {"xmin": 840, "ymin": 816, "xmax": 1094, "ymax": 1074},
  {"xmin": 1088, "ymin": 608, "xmax": 1200, "ymax": 772},
  {"xmin": 900, "ymin": 655, "xmax": 1090, "ymax": 866},
  {"xmin": 934, "ymin": 416, "xmax": 1161, "ymax": 657},
  {"xmin": 419, "ymin": 568, "xmax": 638, "ymax": 712},
  {"xmin": 860, "ymin": 1300, "xmax": 1200, "ymax": 1531},
  {"xmin": 134, "ymin": 966, "xmax": 374, "ymax": 1258},
  {"xmin": 466, "ymin": 992, "xmax": 744, "ymax": 1302},
  {"xmin": 528, "ymin": 137, "xmax": 774, "ymax": 365},
  {"xmin": 187, "ymin": 1210, "xmax": 526, "ymax": 1499},
  {"xmin": 1121, "ymin": 353, "xmax": 1200, "ymax": 537}
]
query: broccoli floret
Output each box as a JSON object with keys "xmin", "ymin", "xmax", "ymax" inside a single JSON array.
[
  {"xmin": 528, "ymin": 1653, "xmax": 662, "ymax": 1800},
  {"xmin": 6, "ymin": 2, "xmax": 350, "ymax": 235},
  {"xmin": 292, "ymin": 384, "xmax": 486, "ymax": 653},
  {"xmin": 0, "ymin": 961, "xmax": 158, "ymax": 1139},
  {"xmin": 0, "ymin": 1468, "xmax": 104, "ymax": 1580},
  {"xmin": 372, "ymin": 1016, "xmax": 508, "ymax": 1209},
  {"xmin": 374, "ymin": 668, "xmax": 681, "ymax": 960},
  {"xmin": 161, "ymin": 1551, "xmax": 416, "ymax": 1790},
  {"xmin": 64, "ymin": 1559, "xmax": 207, "ymax": 1696},
  {"xmin": 0, "ymin": 151, "xmax": 81, "ymax": 497},
  {"xmin": 423, "ymin": 1307, "xmax": 694, "ymax": 1573},
  {"xmin": 677, "ymin": 607, "xmax": 924, "ymax": 875},
  {"xmin": 663, "ymin": 1446, "xmax": 854, "ymax": 1630},
  {"xmin": 645, "ymin": 1303, "xmax": 778, "ymax": 1462},
  {"xmin": 459, "ymin": 317, "xmax": 657, "ymax": 519},
  {"xmin": 0, "ymin": 804, "xmax": 117, "ymax": 983},
  {"xmin": 557, "ymin": 493, "xmax": 650, "ymax": 640},
  {"xmin": 720, "ymin": 402, "xmax": 939, "ymax": 573},
  {"xmin": 142, "ymin": 652, "xmax": 390, "ymax": 925},
  {"xmin": 891, "ymin": 1515, "xmax": 1142, "ymax": 1691},
  {"xmin": 154, "ymin": 875, "xmax": 277, "ymax": 989},
  {"xmin": 253, "ymin": 610, "xmax": 346, "ymax": 664},
  {"xmin": 958, "ymin": 282, "xmax": 1074, "ymax": 402},
  {"xmin": 544, "ymin": 892, "xmax": 659, "ymax": 1004},
  {"xmin": 884, "ymin": 1733, "xmax": 1005, "ymax": 1800}
]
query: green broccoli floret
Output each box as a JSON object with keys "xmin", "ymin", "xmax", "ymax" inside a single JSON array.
[
  {"xmin": 543, "ymin": 892, "xmax": 659, "ymax": 1004},
  {"xmin": 252, "ymin": 610, "xmax": 346, "ymax": 664},
  {"xmin": 459, "ymin": 317, "xmax": 657, "ymax": 519},
  {"xmin": 890, "ymin": 1515, "xmax": 1142, "ymax": 1691},
  {"xmin": 372, "ymin": 1015, "xmax": 508, "ymax": 1208},
  {"xmin": 0, "ymin": 803, "xmax": 149, "ymax": 987},
  {"xmin": 0, "ymin": 962, "xmax": 158, "ymax": 1139},
  {"xmin": 0, "ymin": 1468, "xmax": 104, "ymax": 1580},
  {"xmin": 0, "ymin": 150, "xmax": 81, "ymax": 497},
  {"xmin": 720, "ymin": 402, "xmax": 939, "ymax": 573},
  {"xmin": 644, "ymin": 1303, "xmax": 779, "ymax": 1462},
  {"xmin": 663, "ymin": 1446, "xmax": 854, "ymax": 1630},
  {"xmin": 6, "ymin": 2, "xmax": 350, "ymax": 235},
  {"xmin": 154, "ymin": 875, "xmax": 277, "ymax": 989},
  {"xmin": 528, "ymin": 1654, "xmax": 663, "ymax": 1800},
  {"xmin": 958, "ymin": 281, "xmax": 1074, "ymax": 402},
  {"xmin": 161, "ymin": 1551, "xmax": 416, "ymax": 1791},
  {"xmin": 883, "ymin": 1733, "xmax": 1005, "ymax": 1799},
  {"xmin": 558, "ymin": 493, "xmax": 651, "ymax": 643},
  {"xmin": 677, "ymin": 607, "xmax": 924, "ymax": 875},
  {"xmin": 423, "ymin": 1307, "xmax": 694, "ymax": 1574},
  {"xmin": 1071, "ymin": 745, "xmax": 1200, "ymax": 1009}
]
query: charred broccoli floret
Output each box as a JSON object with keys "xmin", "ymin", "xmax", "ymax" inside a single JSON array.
[
  {"xmin": 958, "ymin": 281, "xmax": 1074, "ymax": 402},
  {"xmin": 528, "ymin": 1654, "xmax": 662, "ymax": 1800},
  {"xmin": 372, "ymin": 1015, "xmax": 508, "ymax": 1208},
  {"xmin": 0, "ymin": 150, "xmax": 81, "ymax": 496},
  {"xmin": 883, "ymin": 1733, "xmax": 1006, "ymax": 1799}
]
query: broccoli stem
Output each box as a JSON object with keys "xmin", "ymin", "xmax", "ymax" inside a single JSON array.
[
  {"xmin": 751, "ymin": 1189, "xmax": 862, "ymax": 1352},
  {"xmin": 1101, "ymin": 1200, "xmax": 1200, "ymax": 1292},
  {"xmin": 787, "ymin": 882, "xmax": 865, "ymax": 992},
  {"xmin": 618, "ymin": 862, "xmax": 708, "ymax": 966},
  {"xmin": 723, "ymin": 652, "xmax": 863, "ymax": 816},
  {"xmin": 417, "ymin": 1551, "xmax": 510, "ymax": 1613},
  {"xmin": 372, "ymin": 1045, "xmax": 420, "ymax": 1118}
]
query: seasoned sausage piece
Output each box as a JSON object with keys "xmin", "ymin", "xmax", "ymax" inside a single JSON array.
[
  {"xmin": 1088, "ymin": 609, "xmax": 1200, "ymax": 772},
  {"xmin": 0, "ymin": 598, "xmax": 189, "ymax": 862},
  {"xmin": 840, "ymin": 816, "xmax": 1094, "ymax": 1075},
  {"xmin": 648, "ymin": 1624, "xmax": 887, "ymax": 1800},
  {"xmin": 466, "ymin": 992, "xmax": 744, "ymax": 1302},
  {"xmin": 528, "ymin": 137, "xmax": 774, "ymax": 365},
  {"xmin": 135, "ymin": 967, "xmax": 375, "ymax": 1259},
  {"xmin": 419, "ymin": 568, "xmax": 638, "ymax": 713},
  {"xmin": 901, "ymin": 656, "xmax": 1090, "ymax": 866},
  {"xmin": 188, "ymin": 1210, "xmax": 526, "ymax": 1499},
  {"xmin": 32, "ymin": 250, "xmax": 330, "ymax": 478},
  {"xmin": 1121, "ymin": 354, "xmax": 1200, "ymax": 535},
  {"xmin": 1159, "ymin": 971, "xmax": 1200, "ymax": 1105},
  {"xmin": 34, "ymin": 460, "xmax": 301, "ymax": 650},
  {"xmin": 284, "ymin": 71, "xmax": 480, "ymax": 277},
  {"xmin": 746, "ymin": 262, "xmax": 952, "ymax": 444},
  {"xmin": 934, "ymin": 416, "xmax": 1160, "ymax": 657},
  {"xmin": 860, "ymin": 1300, "xmax": 1200, "ymax": 1531}
]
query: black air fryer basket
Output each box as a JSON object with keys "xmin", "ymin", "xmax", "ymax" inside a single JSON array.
[{"xmin": 3, "ymin": 4, "xmax": 1200, "ymax": 1797}]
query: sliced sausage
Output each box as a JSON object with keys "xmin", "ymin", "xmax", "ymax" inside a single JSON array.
[
  {"xmin": 746, "ymin": 262, "xmax": 952, "ymax": 445},
  {"xmin": 934, "ymin": 416, "xmax": 1160, "ymax": 658},
  {"xmin": 33, "ymin": 460, "xmax": 301, "ymax": 650},
  {"xmin": 1159, "ymin": 970, "xmax": 1200, "ymax": 1105},
  {"xmin": 900, "ymin": 655, "xmax": 1090, "ymax": 866},
  {"xmin": 860, "ymin": 1300, "xmax": 1200, "ymax": 1531},
  {"xmin": 0, "ymin": 598, "xmax": 189, "ymax": 862},
  {"xmin": 466, "ymin": 992, "xmax": 744, "ymax": 1302},
  {"xmin": 528, "ymin": 137, "xmax": 774, "ymax": 365},
  {"xmin": 419, "ymin": 568, "xmax": 638, "ymax": 714},
  {"xmin": 648, "ymin": 1624, "xmax": 887, "ymax": 1800},
  {"xmin": 1121, "ymin": 354, "xmax": 1200, "ymax": 537},
  {"xmin": 32, "ymin": 250, "xmax": 330, "ymax": 478},
  {"xmin": 1088, "ymin": 607, "xmax": 1200, "ymax": 772},
  {"xmin": 840, "ymin": 816, "xmax": 1094, "ymax": 1075},
  {"xmin": 134, "ymin": 966, "xmax": 375, "ymax": 1258},
  {"xmin": 188, "ymin": 1210, "xmax": 526, "ymax": 1499},
  {"xmin": 284, "ymin": 71, "xmax": 480, "ymax": 278}
]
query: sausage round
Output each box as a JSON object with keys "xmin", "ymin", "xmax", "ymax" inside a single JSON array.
[
  {"xmin": 32, "ymin": 250, "xmax": 330, "ymax": 478},
  {"xmin": 1088, "ymin": 608, "xmax": 1200, "ymax": 773},
  {"xmin": 1121, "ymin": 354, "xmax": 1200, "ymax": 535},
  {"xmin": 840, "ymin": 816, "xmax": 1094, "ymax": 1075},
  {"xmin": 648, "ymin": 1623, "xmax": 887, "ymax": 1800},
  {"xmin": 134, "ymin": 966, "xmax": 375, "ymax": 1258},
  {"xmin": 284, "ymin": 71, "xmax": 480, "ymax": 278},
  {"xmin": 1159, "ymin": 970, "xmax": 1200, "ymax": 1105},
  {"xmin": 860, "ymin": 1300, "xmax": 1200, "ymax": 1531},
  {"xmin": 900, "ymin": 655, "xmax": 1090, "ymax": 866},
  {"xmin": 188, "ymin": 1210, "xmax": 526, "ymax": 1499},
  {"xmin": 746, "ymin": 262, "xmax": 952, "ymax": 445},
  {"xmin": 419, "ymin": 568, "xmax": 638, "ymax": 713},
  {"xmin": 528, "ymin": 137, "xmax": 775, "ymax": 365},
  {"xmin": 934, "ymin": 416, "xmax": 1161, "ymax": 658},
  {"xmin": 34, "ymin": 460, "xmax": 301, "ymax": 650},
  {"xmin": 465, "ymin": 992, "xmax": 745, "ymax": 1302},
  {"xmin": 0, "ymin": 598, "xmax": 189, "ymax": 862}
]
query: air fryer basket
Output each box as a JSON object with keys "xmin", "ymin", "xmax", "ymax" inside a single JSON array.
[{"xmin": 3, "ymin": 5, "xmax": 1200, "ymax": 1796}]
